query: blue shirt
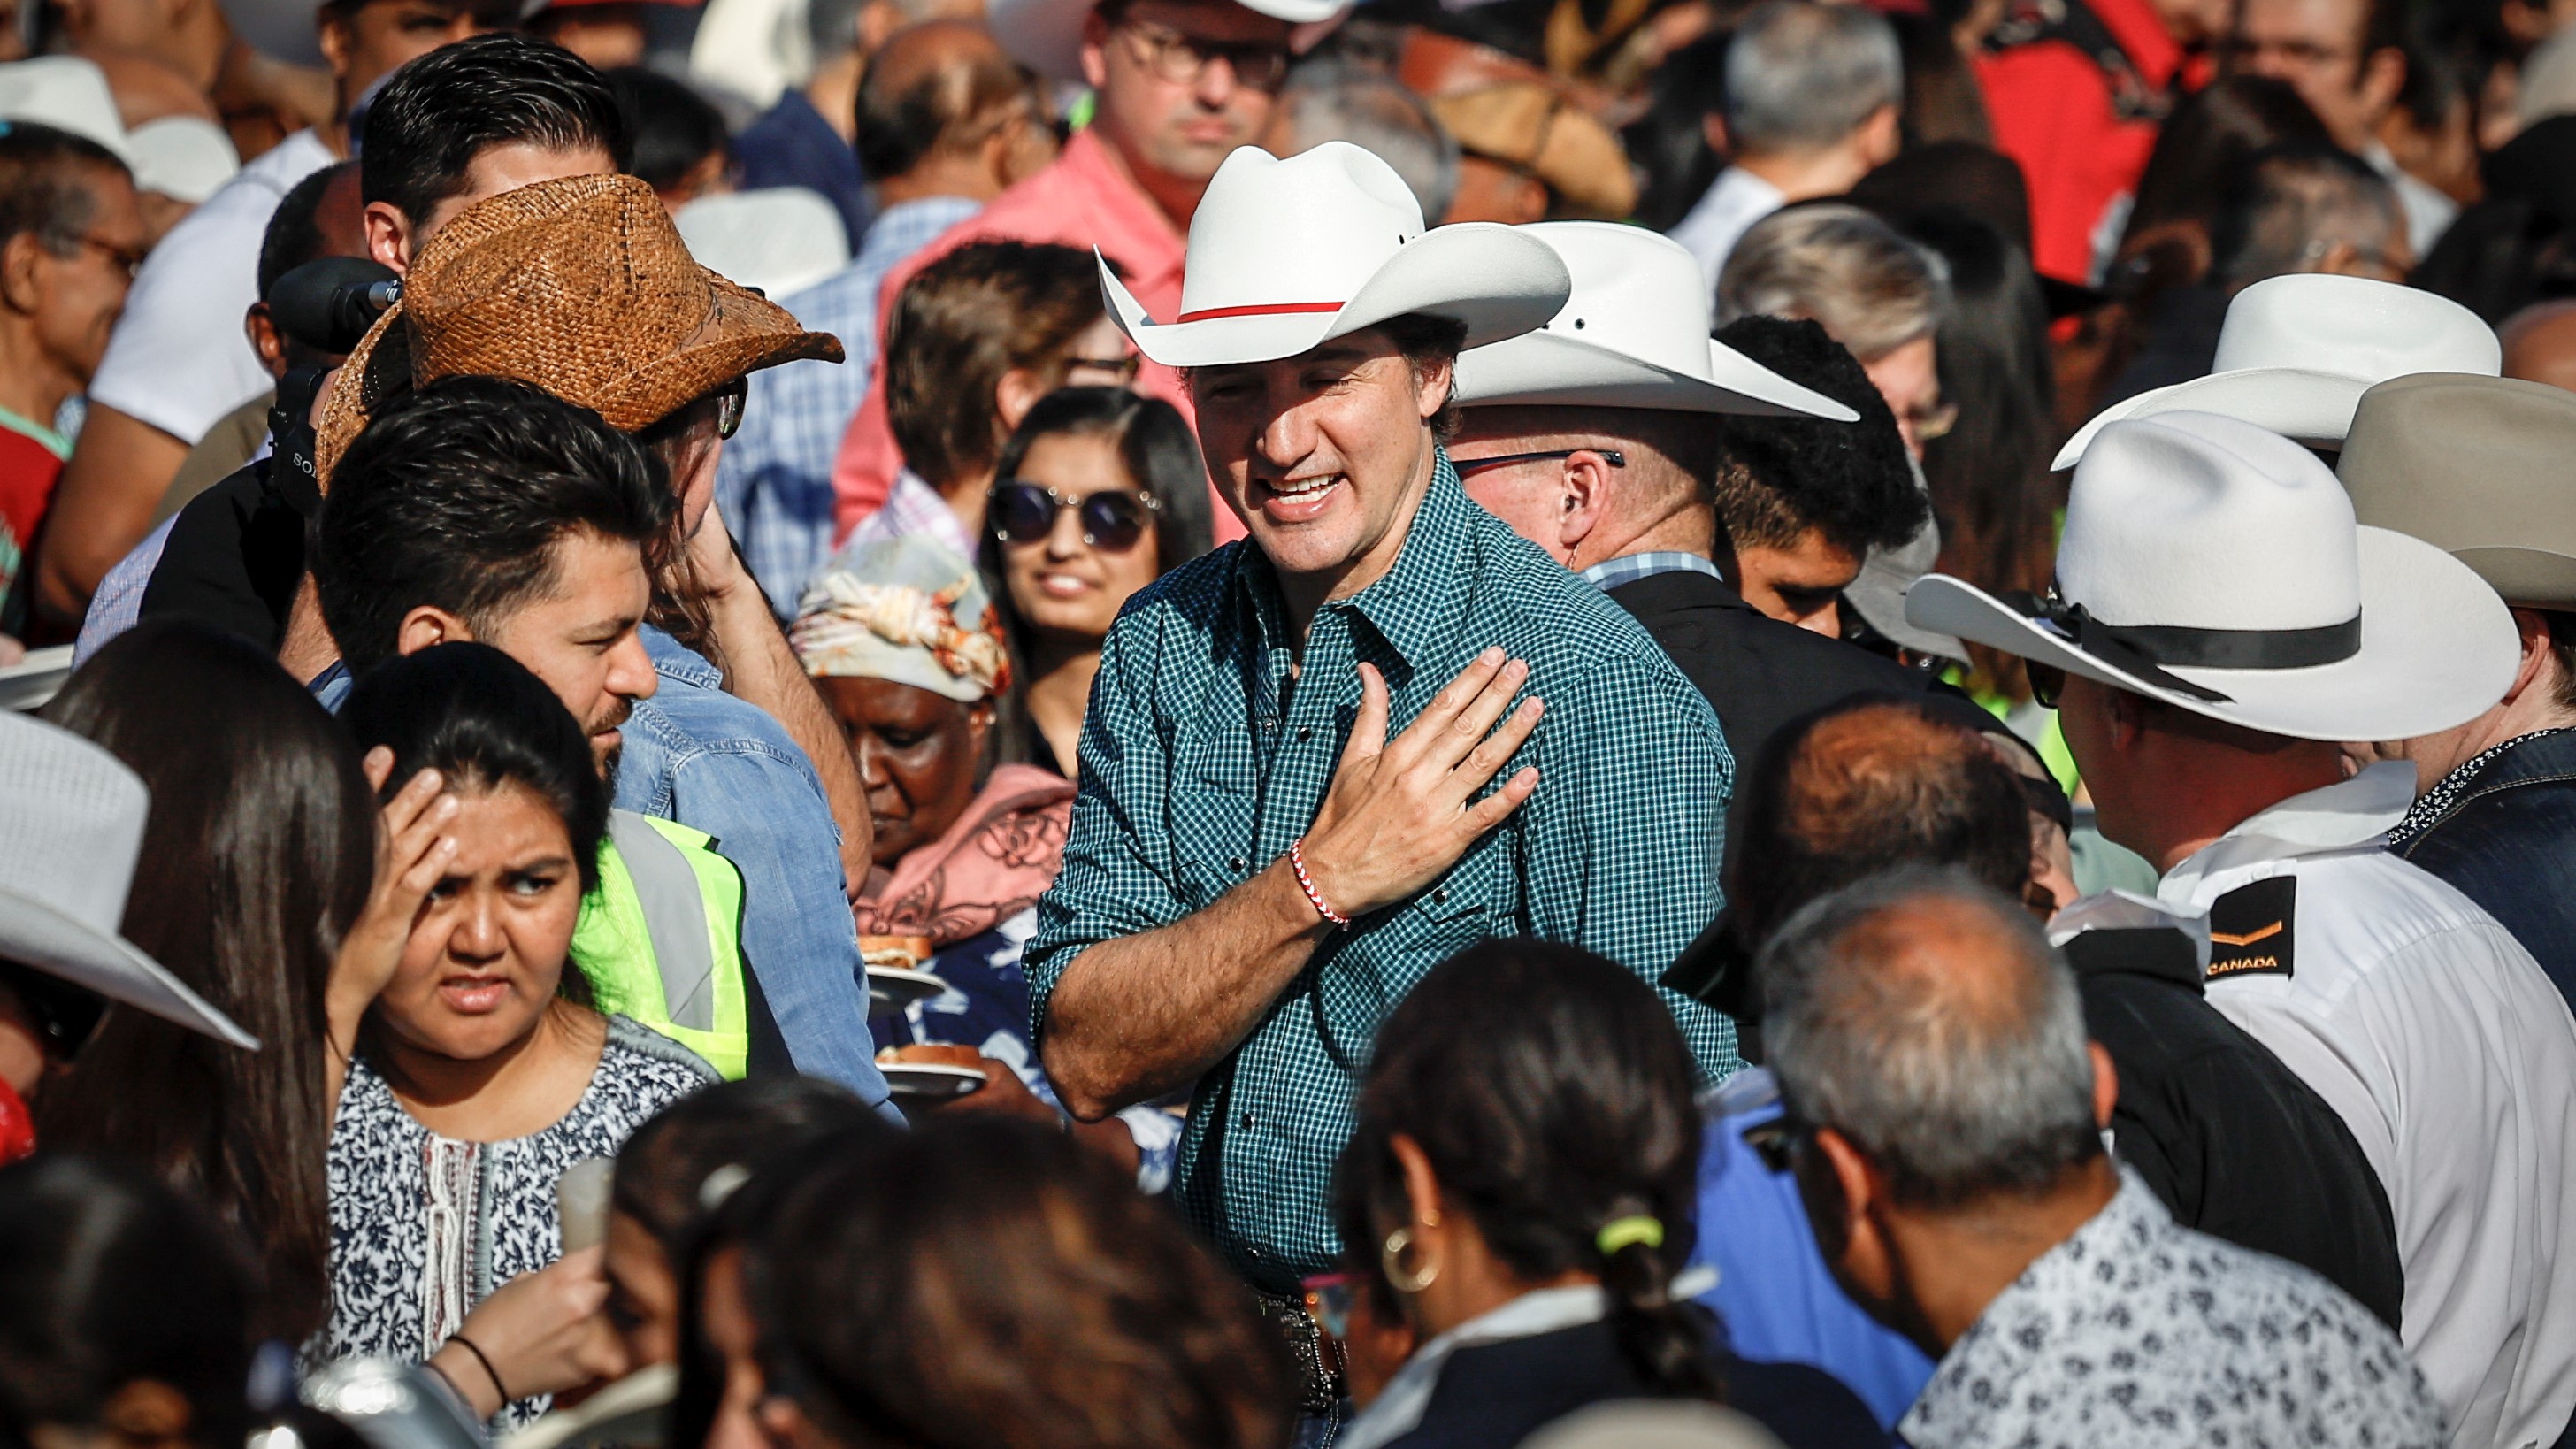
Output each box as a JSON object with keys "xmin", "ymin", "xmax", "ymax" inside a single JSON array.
[
  {"xmin": 1027, "ymin": 455, "xmax": 1739, "ymax": 1289},
  {"xmin": 717, "ymin": 195, "xmax": 982, "ymax": 618},
  {"xmin": 732, "ymin": 90, "xmax": 871, "ymax": 252},
  {"xmin": 1694, "ymin": 1068, "xmax": 1932, "ymax": 1430},
  {"xmin": 617, "ymin": 627, "xmax": 894, "ymax": 1114}
]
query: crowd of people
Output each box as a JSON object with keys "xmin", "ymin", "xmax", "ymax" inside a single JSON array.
[{"xmin": 3, "ymin": 0, "xmax": 2576, "ymax": 1445}]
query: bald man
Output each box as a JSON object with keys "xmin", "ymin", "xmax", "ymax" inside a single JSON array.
[
  {"xmin": 2502, "ymin": 299, "xmax": 2576, "ymax": 395},
  {"xmin": 716, "ymin": 19, "xmax": 1056, "ymax": 616}
]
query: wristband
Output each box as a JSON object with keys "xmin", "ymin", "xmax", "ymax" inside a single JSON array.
[
  {"xmin": 446, "ymin": 1332, "xmax": 510, "ymax": 1406},
  {"xmin": 1287, "ymin": 839, "xmax": 1352, "ymax": 927}
]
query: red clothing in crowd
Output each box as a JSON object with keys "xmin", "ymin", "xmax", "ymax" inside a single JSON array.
[
  {"xmin": 831, "ymin": 127, "xmax": 1244, "ymax": 546},
  {"xmin": 0, "ymin": 408, "xmax": 69, "ymax": 606},
  {"xmin": 1975, "ymin": 0, "xmax": 2203, "ymax": 284}
]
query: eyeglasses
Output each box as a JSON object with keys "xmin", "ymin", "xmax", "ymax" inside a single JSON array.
[
  {"xmin": 0, "ymin": 961, "xmax": 106, "ymax": 1063},
  {"xmin": 992, "ymin": 480, "xmax": 1158, "ymax": 551},
  {"xmin": 2027, "ymin": 661, "xmax": 2066, "ymax": 710},
  {"xmin": 1062, "ymin": 354, "xmax": 1142, "ymax": 387},
  {"xmin": 1449, "ymin": 448, "xmax": 1628, "ymax": 477},
  {"xmin": 1739, "ymin": 1113, "xmax": 1813, "ymax": 1175},
  {"xmin": 712, "ymin": 377, "xmax": 748, "ymax": 440},
  {"xmin": 53, "ymin": 231, "xmax": 146, "ymax": 280},
  {"xmin": 1115, "ymin": 19, "xmax": 1292, "ymax": 92}
]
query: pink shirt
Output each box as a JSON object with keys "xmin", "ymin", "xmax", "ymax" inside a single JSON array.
[{"xmin": 830, "ymin": 128, "xmax": 1243, "ymax": 545}]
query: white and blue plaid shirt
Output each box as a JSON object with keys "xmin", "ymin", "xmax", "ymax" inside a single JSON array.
[
  {"xmin": 1577, "ymin": 550, "xmax": 1727, "ymax": 593},
  {"xmin": 716, "ymin": 196, "xmax": 982, "ymax": 618}
]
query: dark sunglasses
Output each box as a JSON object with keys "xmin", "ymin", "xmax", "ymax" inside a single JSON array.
[
  {"xmin": 0, "ymin": 961, "xmax": 107, "ymax": 1063},
  {"xmin": 1451, "ymin": 448, "xmax": 1627, "ymax": 478},
  {"xmin": 713, "ymin": 377, "xmax": 748, "ymax": 440},
  {"xmin": 2027, "ymin": 661, "xmax": 2066, "ymax": 710},
  {"xmin": 991, "ymin": 481, "xmax": 1157, "ymax": 551}
]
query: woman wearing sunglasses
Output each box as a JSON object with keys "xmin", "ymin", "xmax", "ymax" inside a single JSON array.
[{"xmin": 979, "ymin": 387, "xmax": 1215, "ymax": 777}]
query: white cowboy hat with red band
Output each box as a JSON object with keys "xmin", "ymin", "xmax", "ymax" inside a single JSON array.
[
  {"xmin": 1100, "ymin": 142, "xmax": 1571, "ymax": 371},
  {"xmin": 1909, "ymin": 410, "xmax": 2517, "ymax": 743}
]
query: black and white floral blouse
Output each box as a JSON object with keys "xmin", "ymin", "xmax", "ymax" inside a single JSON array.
[
  {"xmin": 318, "ymin": 1016, "xmax": 716, "ymax": 1425},
  {"xmin": 1900, "ymin": 1169, "xmax": 2444, "ymax": 1449}
]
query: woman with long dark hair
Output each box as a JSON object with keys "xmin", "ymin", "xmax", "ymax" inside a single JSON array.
[
  {"xmin": 1332, "ymin": 939, "xmax": 1880, "ymax": 1449},
  {"xmin": 38, "ymin": 619, "xmax": 376, "ymax": 1346},
  {"xmin": 326, "ymin": 643, "xmax": 716, "ymax": 1424},
  {"xmin": 978, "ymin": 387, "xmax": 1215, "ymax": 775}
]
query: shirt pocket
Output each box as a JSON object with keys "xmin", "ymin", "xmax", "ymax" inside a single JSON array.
[
  {"xmin": 1368, "ymin": 838, "xmax": 1510, "ymax": 961},
  {"xmin": 1167, "ymin": 786, "xmax": 1261, "ymax": 913}
]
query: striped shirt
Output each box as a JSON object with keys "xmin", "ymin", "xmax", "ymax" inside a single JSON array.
[{"xmin": 1027, "ymin": 453, "xmax": 1739, "ymax": 1289}]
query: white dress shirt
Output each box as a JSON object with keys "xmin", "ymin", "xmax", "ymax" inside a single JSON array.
[
  {"xmin": 2158, "ymin": 763, "xmax": 2576, "ymax": 1449},
  {"xmin": 1668, "ymin": 165, "xmax": 1785, "ymax": 295}
]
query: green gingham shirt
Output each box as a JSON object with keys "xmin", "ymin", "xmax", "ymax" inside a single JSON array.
[{"xmin": 1026, "ymin": 454, "xmax": 1740, "ymax": 1290}]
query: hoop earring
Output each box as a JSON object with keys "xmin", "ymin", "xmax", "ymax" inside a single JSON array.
[{"xmin": 1382, "ymin": 1226, "xmax": 1440, "ymax": 1296}]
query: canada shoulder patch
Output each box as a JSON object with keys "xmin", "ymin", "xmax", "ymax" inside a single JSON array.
[{"xmin": 2205, "ymin": 876, "xmax": 2296, "ymax": 981}]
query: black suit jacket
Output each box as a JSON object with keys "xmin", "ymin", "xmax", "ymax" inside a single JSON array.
[{"xmin": 1606, "ymin": 566, "xmax": 1936, "ymax": 841}]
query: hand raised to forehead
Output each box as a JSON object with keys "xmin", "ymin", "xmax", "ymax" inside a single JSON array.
[{"xmin": 1295, "ymin": 648, "xmax": 1543, "ymax": 921}]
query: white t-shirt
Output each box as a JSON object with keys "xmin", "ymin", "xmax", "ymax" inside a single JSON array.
[
  {"xmin": 87, "ymin": 129, "xmax": 335, "ymax": 447},
  {"xmin": 2158, "ymin": 762, "xmax": 2576, "ymax": 1449},
  {"xmin": 1668, "ymin": 165, "xmax": 1785, "ymax": 296}
]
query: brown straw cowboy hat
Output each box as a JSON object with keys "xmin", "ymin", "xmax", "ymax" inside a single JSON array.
[{"xmin": 315, "ymin": 172, "xmax": 844, "ymax": 482}]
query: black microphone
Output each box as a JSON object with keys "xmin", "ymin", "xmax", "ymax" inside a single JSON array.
[{"xmin": 266, "ymin": 256, "xmax": 402, "ymax": 356}]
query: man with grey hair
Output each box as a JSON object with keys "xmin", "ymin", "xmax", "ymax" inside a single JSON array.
[
  {"xmin": 1261, "ymin": 55, "xmax": 1460, "ymax": 224},
  {"xmin": 1760, "ymin": 868, "xmax": 2445, "ymax": 1449},
  {"xmin": 1668, "ymin": 0, "xmax": 1901, "ymax": 288}
]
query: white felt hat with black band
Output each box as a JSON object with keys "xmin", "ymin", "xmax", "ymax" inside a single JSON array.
[{"xmin": 1909, "ymin": 410, "xmax": 2518, "ymax": 743}]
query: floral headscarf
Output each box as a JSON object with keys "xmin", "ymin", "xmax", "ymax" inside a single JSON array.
[{"xmin": 790, "ymin": 535, "xmax": 1009, "ymax": 701}]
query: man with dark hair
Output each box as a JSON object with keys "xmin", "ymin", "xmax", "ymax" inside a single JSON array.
[
  {"xmin": 1704, "ymin": 315, "xmax": 1928, "ymax": 637},
  {"xmin": 2227, "ymin": 0, "xmax": 2451, "ymax": 256},
  {"xmin": 354, "ymin": 33, "xmax": 626, "ymax": 271},
  {"xmin": 716, "ymin": 19, "xmax": 1051, "ymax": 615},
  {"xmin": 33, "ymin": 0, "xmax": 518, "ymax": 626},
  {"xmin": 1024, "ymin": 149, "xmax": 1726, "ymax": 1417},
  {"xmin": 0, "ymin": 123, "xmax": 140, "ymax": 651},
  {"xmin": 313, "ymin": 374, "xmax": 786, "ymax": 1083},
  {"xmin": 1671, "ymin": 698, "xmax": 2403, "ymax": 1433},
  {"xmin": 1758, "ymin": 869, "xmax": 2442, "ymax": 1449}
]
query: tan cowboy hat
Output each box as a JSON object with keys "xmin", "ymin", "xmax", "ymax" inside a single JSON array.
[
  {"xmin": 316, "ymin": 172, "xmax": 843, "ymax": 483},
  {"xmin": 2338, "ymin": 372, "xmax": 2576, "ymax": 610}
]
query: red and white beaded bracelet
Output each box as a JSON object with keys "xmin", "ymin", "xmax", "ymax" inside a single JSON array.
[{"xmin": 1287, "ymin": 838, "xmax": 1352, "ymax": 927}]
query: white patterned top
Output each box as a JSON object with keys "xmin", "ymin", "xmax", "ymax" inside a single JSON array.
[
  {"xmin": 1901, "ymin": 1172, "xmax": 2444, "ymax": 1449},
  {"xmin": 318, "ymin": 1016, "xmax": 715, "ymax": 1425}
]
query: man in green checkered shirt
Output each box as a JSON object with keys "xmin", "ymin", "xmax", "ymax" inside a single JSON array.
[{"xmin": 1025, "ymin": 143, "xmax": 1739, "ymax": 1293}]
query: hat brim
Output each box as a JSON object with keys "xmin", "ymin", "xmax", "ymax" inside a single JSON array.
[
  {"xmin": 2450, "ymin": 547, "xmax": 2576, "ymax": 610},
  {"xmin": 2053, "ymin": 368, "xmax": 2368, "ymax": 471},
  {"xmin": 0, "ymin": 889, "xmax": 256, "ymax": 1048},
  {"xmin": 1844, "ymin": 517, "xmax": 1965, "ymax": 662},
  {"xmin": 1453, "ymin": 334, "xmax": 1859, "ymax": 418},
  {"xmin": 1104, "ymin": 223, "xmax": 1569, "ymax": 370},
  {"xmin": 1905, "ymin": 527, "xmax": 2518, "ymax": 741},
  {"xmin": 990, "ymin": 0, "xmax": 1346, "ymax": 78},
  {"xmin": 315, "ymin": 271, "xmax": 839, "ymax": 485}
]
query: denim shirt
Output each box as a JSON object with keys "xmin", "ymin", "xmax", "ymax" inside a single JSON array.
[
  {"xmin": 2388, "ymin": 726, "xmax": 2576, "ymax": 1018},
  {"xmin": 1027, "ymin": 456, "xmax": 1737, "ymax": 1289},
  {"xmin": 618, "ymin": 627, "xmax": 893, "ymax": 1113}
]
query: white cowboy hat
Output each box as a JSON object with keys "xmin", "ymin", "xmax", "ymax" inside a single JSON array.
[
  {"xmin": 0, "ymin": 58, "xmax": 240, "ymax": 203},
  {"xmin": 990, "ymin": 0, "xmax": 1348, "ymax": 80},
  {"xmin": 1452, "ymin": 222, "xmax": 1857, "ymax": 418},
  {"xmin": 1908, "ymin": 410, "xmax": 2518, "ymax": 743},
  {"xmin": 677, "ymin": 187, "xmax": 852, "ymax": 302},
  {"xmin": 2051, "ymin": 274, "xmax": 2499, "ymax": 470},
  {"xmin": 1103, "ymin": 142, "xmax": 1569, "ymax": 370},
  {"xmin": 0, "ymin": 713, "xmax": 257, "ymax": 1049}
]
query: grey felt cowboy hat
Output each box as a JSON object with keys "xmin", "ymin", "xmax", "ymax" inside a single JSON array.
[{"xmin": 2337, "ymin": 372, "xmax": 2576, "ymax": 610}]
